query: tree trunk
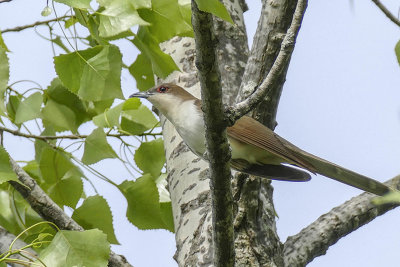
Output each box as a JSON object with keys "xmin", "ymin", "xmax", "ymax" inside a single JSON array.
[{"xmin": 158, "ymin": 0, "xmax": 291, "ymax": 266}]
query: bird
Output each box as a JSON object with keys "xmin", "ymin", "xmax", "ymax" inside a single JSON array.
[{"xmin": 130, "ymin": 83, "xmax": 391, "ymax": 196}]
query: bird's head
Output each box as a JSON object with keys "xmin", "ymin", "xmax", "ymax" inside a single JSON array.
[{"xmin": 129, "ymin": 83, "xmax": 198, "ymax": 118}]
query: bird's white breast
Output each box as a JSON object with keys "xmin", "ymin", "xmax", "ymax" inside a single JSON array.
[
  {"xmin": 173, "ymin": 101, "xmax": 206, "ymax": 157},
  {"xmin": 157, "ymin": 97, "xmax": 206, "ymax": 157}
]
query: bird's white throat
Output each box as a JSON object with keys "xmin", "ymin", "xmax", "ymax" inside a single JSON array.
[{"xmin": 150, "ymin": 94, "xmax": 206, "ymax": 157}]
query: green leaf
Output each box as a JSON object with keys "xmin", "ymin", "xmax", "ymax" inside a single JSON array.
[
  {"xmin": 73, "ymin": 9, "xmax": 105, "ymax": 45},
  {"xmin": 40, "ymin": 229, "xmax": 110, "ymax": 267},
  {"xmin": 0, "ymin": 147, "xmax": 18, "ymax": 184},
  {"xmin": 72, "ymin": 195, "xmax": 119, "ymax": 244},
  {"xmin": 54, "ymin": 0, "xmax": 92, "ymax": 9},
  {"xmin": 134, "ymin": 138, "xmax": 165, "ymax": 177},
  {"xmin": 119, "ymin": 98, "xmax": 158, "ymax": 134},
  {"xmin": 92, "ymin": 102, "xmax": 123, "ymax": 128},
  {"xmin": 138, "ymin": 0, "xmax": 193, "ymax": 42},
  {"xmin": 38, "ymin": 147, "xmax": 83, "ymax": 202},
  {"xmin": 122, "ymin": 97, "xmax": 141, "ymax": 110},
  {"xmin": 39, "ymin": 148, "xmax": 74, "ymax": 183},
  {"xmin": 34, "ymin": 129, "xmax": 56, "ymax": 163},
  {"xmin": 0, "ymin": 186, "xmax": 23, "ymax": 235},
  {"xmin": 395, "ymin": 40, "xmax": 400, "ymax": 66},
  {"xmin": 54, "ymin": 45, "xmax": 123, "ymax": 101},
  {"xmin": 64, "ymin": 17, "xmax": 78, "ymax": 29},
  {"xmin": 132, "ymin": 27, "xmax": 179, "ymax": 78},
  {"xmin": 121, "ymin": 101, "xmax": 158, "ymax": 135},
  {"xmin": 14, "ymin": 92, "xmax": 43, "ymax": 124},
  {"xmin": 47, "ymin": 172, "xmax": 83, "ymax": 208},
  {"xmin": 194, "ymin": 0, "xmax": 233, "ymax": 23},
  {"xmin": 160, "ymin": 201, "xmax": 174, "ymax": 232},
  {"xmin": 23, "ymin": 160, "xmax": 45, "ymax": 184},
  {"xmin": 50, "ymin": 36, "xmax": 71, "ymax": 53},
  {"xmin": 92, "ymin": 98, "xmax": 142, "ymax": 128},
  {"xmin": 118, "ymin": 175, "xmax": 174, "ymax": 231},
  {"xmin": 129, "ymin": 54, "xmax": 155, "ymax": 91},
  {"xmin": 97, "ymin": 0, "xmax": 149, "ymax": 37},
  {"xmin": 90, "ymin": 99, "xmax": 114, "ymax": 114},
  {"xmin": 6, "ymin": 95, "xmax": 21, "ymax": 123},
  {"xmin": 45, "ymin": 78, "xmax": 90, "ymax": 126},
  {"xmin": 0, "ymin": 31, "xmax": 9, "ymax": 51},
  {"xmin": 0, "ymin": 182, "xmax": 47, "ymax": 238},
  {"xmin": 41, "ymin": 99, "xmax": 77, "ymax": 133},
  {"xmin": 131, "ymin": 0, "xmax": 151, "ymax": 8},
  {"xmin": 0, "ymin": 47, "xmax": 9, "ymax": 114},
  {"xmin": 178, "ymin": 0, "xmax": 192, "ymax": 27},
  {"xmin": 82, "ymin": 128, "xmax": 117, "ymax": 165}
]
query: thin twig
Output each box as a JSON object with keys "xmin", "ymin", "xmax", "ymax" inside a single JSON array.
[
  {"xmin": 2, "ymin": 16, "xmax": 71, "ymax": 33},
  {"xmin": 0, "ymin": 126, "xmax": 161, "ymax": 140},
  {"xmin": 229, "ymin": 0, "xmax": 308, "ymax": 123},
  {"xmin": 371, "ymin": 0, "xmax": 400, "ymax": 27}
]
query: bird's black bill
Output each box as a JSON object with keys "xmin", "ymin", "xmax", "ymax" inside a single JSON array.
[{"xmin": 129, "ymin": 92, "xmax": 152, "ymax": 99}]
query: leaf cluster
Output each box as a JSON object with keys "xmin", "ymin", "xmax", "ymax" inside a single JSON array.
[{"xmin": 0, "ymin": 0, "xmax": 234, "ymax": 265}]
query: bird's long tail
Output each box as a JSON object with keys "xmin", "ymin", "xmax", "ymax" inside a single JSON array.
[{"xmin": 292, "ymin": 148, "xmax": 391, "ymax": 196}]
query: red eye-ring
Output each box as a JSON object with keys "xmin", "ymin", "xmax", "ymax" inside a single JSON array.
[{"xmin": 158, "ymin": 86, "xmax": 168, "ymax": 93}]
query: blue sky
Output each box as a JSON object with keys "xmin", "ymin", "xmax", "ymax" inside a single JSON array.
[{"xmin": 1, "ymin": 1, "xmax": 400, "ymax": 266}]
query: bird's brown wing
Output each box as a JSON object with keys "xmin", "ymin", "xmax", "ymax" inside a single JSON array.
[
  {"xmin": 227, "ymin": 116, "xmax": 317, "ymax": 172},
  {"xmin": 228, "ymin": 116, "xmax": 390, "ymax": 196}
]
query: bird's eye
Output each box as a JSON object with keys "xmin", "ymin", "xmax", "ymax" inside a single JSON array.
[{"xmin": 158, "ymin": 86, "xmax": 168, "ymax": 93}]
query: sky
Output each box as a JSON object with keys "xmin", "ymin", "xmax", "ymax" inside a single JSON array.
[{"xmin": 0, "ymin": 0, "xmax": 400, "ymax": 267}]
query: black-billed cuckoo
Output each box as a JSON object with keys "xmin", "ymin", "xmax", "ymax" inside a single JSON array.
[{"xmin": 130, "ymin": 83, "xmax": 391, "ymax": 196}]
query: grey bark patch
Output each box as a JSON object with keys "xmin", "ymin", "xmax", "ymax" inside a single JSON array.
[
  {"xmin": 169, "ymin": 141, "xmax": 190, "ymax": 160},
  {"xmin": 186, "ymin": 214, "xmax": 213, "ymax": 267},
  {"xmin": 182, "ymin": 183, "xmax": 197, "ymax": 195},
  {"xmin": 180, "ymin": 191, "xmax": 211, "ymax": 215},
  {"xmin": 188, "ymin": 168, "xmax": 201, "ymax": 174},
  {"xmin": 198, "ymin": 169, "xmax": 210, "ymax": 181},
  {"xmin": 192, "ymin": 158, "xmax": 201, "ymax": 163}
]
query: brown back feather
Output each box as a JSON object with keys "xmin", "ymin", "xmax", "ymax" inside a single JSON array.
[{"xmin": 227, "ymin": 116, "xmax": 317, "ymax": 173}]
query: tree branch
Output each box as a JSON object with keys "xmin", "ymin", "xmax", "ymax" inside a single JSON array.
[
  {"xmin": 0, "ymin": 126, "xmax": 160, "ymax": 140},
  {"xmin": 236, "ymin": 0, "xmax": 298, "ymax": 128},
  {"xmin": 0, "ymin": 226, "xmax": 37, "ymax": 267},
  {"xmin": 2, "ymin": 16, "xmax": 71, "ymax": 33},
  {"xmin": 191, "ymin": 1, "xmax": 234, "ymax": 266},
  {"xmin": 228, "ymin": 0, "xmax": 308, "ymax": 124},
  {"xmin": 213, "ymin": 0, "xmax": 249, "ymax": 105},
  {"xmin": 8, "ymin": 158, "xmax": 132, "ymax": 267},
  {"xmin": 283, "ymin": 176, "xmax": 400, "ymax": 266},
  {"xmin": 371, "ymin": 0, "xmax": 400, "ymax": 27},
  {"xmin": 232, "ymin": 1, "xmax": 302, "ymax": 265}
]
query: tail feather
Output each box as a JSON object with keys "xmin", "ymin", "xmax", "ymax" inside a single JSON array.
[
  {"xmin": 231, "ymin": 159, "xmax": 311, "ymax": 182},
  {"xmin": 291, "ymin": 149, "xmax": 390, "ymax": 196}
]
